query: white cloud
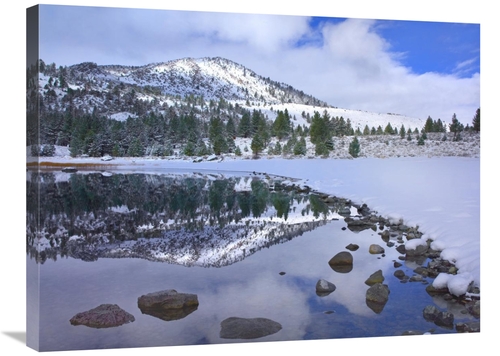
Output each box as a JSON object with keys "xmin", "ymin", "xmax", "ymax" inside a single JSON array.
[{"xmin": 38, "ymin": 6, "xmax": 480, "ymax": 123}]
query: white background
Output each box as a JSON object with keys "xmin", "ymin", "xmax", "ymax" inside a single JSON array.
[{"xmin": 1, "ymin": 1, "xmax": 496, "ymax": 355}]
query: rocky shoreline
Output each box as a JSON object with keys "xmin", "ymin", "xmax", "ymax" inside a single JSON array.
[{"xmin": 310, "ymin": 187, "xmax": 480, "ymax": 334}]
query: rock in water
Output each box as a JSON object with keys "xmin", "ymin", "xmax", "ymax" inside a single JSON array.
[
  {"xmin": 365, "ymin": 270, "xmax": 385, "ymax": 286},
  {"xmin": 137, "ymin": 289, "xmax": 199, "ymax": 321},
  {"xmin": 220, "ymin": 317, "xmax": 282, "ymax": 339},
  {"xmin": 70, "ymin": 304, "xmax": 135, "ymax": 328},
  {"xmin": 328, "ymin": 251, "xmax": 354, "ymax": 273},
  {"xmin": 366, "ymin": 283, "xmax": 390, "ymax": 314},
  {"xmin": 316, "ymin": 279, "xmax": 336, "ymax": 296},
  {"xmin": 369, "ymin": 244, "xmax": 385, "ymax": 254}
]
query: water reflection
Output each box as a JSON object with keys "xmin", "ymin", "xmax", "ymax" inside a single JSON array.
[{"xmin": 27, "ymin": 171, "xmax": 342, "ymax": 266}]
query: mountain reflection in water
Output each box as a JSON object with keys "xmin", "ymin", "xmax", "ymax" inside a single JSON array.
[{"xmin": 27, "ymin": 171, "xmax": 344, "ymax": 266}]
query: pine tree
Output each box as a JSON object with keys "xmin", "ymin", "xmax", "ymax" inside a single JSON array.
[
  {"xmin": 449, "ymin": 113, "xmax": 464, "ymax": 141},
  {"xmin": 424, "ymin": 116, "xmax": 434, "ymax": 133},
  {"xmin": 273, "ymin": 110, "xmax": 291, "ymax": 140},
  {"xmin": 384, "ymin": 122, "xmax": 394, "ymax": 135},
  {"xmin": 293, "ymin": 137, "xmax": 307, "ymax": 156},
  {"xmin": 348, "ymin": 136, "xmax": 360, "ymax": 158},
  {"xmin": 472, "ymin": 108, "xmax": 480, "ymax": 132},
  {"xmin": 238, "ymin": 111, "xmax": 252, "ymax": 138},
  {"xmin": 251, "ymin": 132, "xmax": 264, "ymax": 156}
]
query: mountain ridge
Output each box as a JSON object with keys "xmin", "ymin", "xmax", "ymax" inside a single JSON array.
[{"xmin": 36, "ymin": 56, "xmax": 430, "ymax": 135}]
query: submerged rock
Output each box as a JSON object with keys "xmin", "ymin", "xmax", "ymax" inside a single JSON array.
[
  {"xmin": 70, "ymin": 304, "xmax": 135, "ymax": 328},
  {"xmin": 220, "ymin": 317, "xmax": 282, "ymax": 339}
]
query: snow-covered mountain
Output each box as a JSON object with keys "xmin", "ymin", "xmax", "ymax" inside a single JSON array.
[{"xmin": 37, "ymin": 56, "xmax": 426, "ymax": 130}]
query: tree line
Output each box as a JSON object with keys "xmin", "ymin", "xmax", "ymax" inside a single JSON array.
[{"xmin": 32, "ymin": 104, "xmax": 480, "ymax": 159}]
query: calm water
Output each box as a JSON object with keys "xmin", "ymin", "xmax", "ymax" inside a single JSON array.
[{"xmin": 26, "ymin": 171, "xmax": 472, "ymax": 351}]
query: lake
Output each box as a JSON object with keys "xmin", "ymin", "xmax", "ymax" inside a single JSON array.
[{"xmin": 26, "ymin": 170, "xmax": 474, "ymax": 351}]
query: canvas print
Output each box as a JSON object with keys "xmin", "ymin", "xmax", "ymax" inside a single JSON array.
[{"xmin": 26, "ymin": 4, "xmax": 480, "ymax": 352}]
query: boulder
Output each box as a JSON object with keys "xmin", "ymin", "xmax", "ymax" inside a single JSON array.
[
  {"xmin": 219, "ymin": 317, "xmax": 282, "ymax": 339},
  {"xmin": 346, "ymin": 219, "xmax": 375, "ymax": 232},
  {"xmin": 138, "ymin": 289, "xmax": 199, "ymax": 321},
  {"xmin": 366, "ymin": 283, "xmax": 390, "ymax": 304},
  {"xmin": 465, "ymin": 300, "xmax": 480, "ymax": 318},
  {"xmin": 423, "ymin": 305, "xmax": 454, "ymax": 329},
  {"xmin": 316, "ymin": 279, "xmax": 336, "ymax": 296},
  {"xmin": 369, "ymin": 244, "xmax": 385, "ymax": 254},
  {"xmin": 434, "ymin": 311, "xmax": 454, "ymax": 328},
  {"xmin": 70, "ymin": 304, "xmax": 135, "ymax": 328},
  {"xmin": 393, "ymin": 270, "xmax": 406, "ymax": 280},
  {"xmin": 365, "ymin": 270, "xmax": 384, "ymax": 286},
  {"xmin": 423, "ymin": 305, "xmax": 440, "ymax": 321},
  {"xmin": 366, "ymin": 283, "xmax": 390, "ymax": 314},
  {"xmin": 405, "ymin": 239, "xmax": 429, "ymax": 256},
  {"xmin": 328, "ymin": 251, "xmax": 353, "ymax": 273}
]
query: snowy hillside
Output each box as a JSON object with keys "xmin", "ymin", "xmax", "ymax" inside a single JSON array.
[{"xmin": 36, "ymin": 56, "xmax": 431, "ymax": 131}]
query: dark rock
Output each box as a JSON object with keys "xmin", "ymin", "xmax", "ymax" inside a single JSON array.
[
  {"xmin": 394, "ymin": 261, "xmax": 402, "ymax": 268},
  {"xmin": 405, "ymin": 242, "xmax": 429, "ymax": 256},
  {"xmin": 70, "ymin": 304, "xmax": 135, "ymax": 328},
  {"xmin": 413, "ymin": 267, "xmax": 429, "ymax": 277},
  {"xmin": 345, "ymin": 243, "xmax": 359, "ymax": 251},
  {"xmin": 423, "ymin": 305, "xmax": 454, "ymax": 328},
  {"xmin": 366, "ymin": 283, "xmax": 390, "ymax": 304},
  {"xmin": 394, "ymin": 270, "xmax": 406, "ymax": 279},
  {"xmin": 409, "ymin": 275, "xmax": 424, "ymax": 282},
  {"xmin": 328, "ymin": 251, "xmax": 353, "ymax": 273},
  {"xmin": 426, "ymin": 284, "xmax": 449, "ymax": 296},
  {"xmin": 357, "ymin": 204, "xmax": 371, "ymax": 216},
  {"xmin": 369, "ymin": 244, "xmax": 385, "ymax": 254},
  {"xmin": 398, "ymin": 224, "xmax": 410, "ymax": 232},
  {"xmin": 465, "ymin": 300, "xmax": 480, "ymax": 318},
  {"xmin": 380, "ymin": 230, "xmax": 390, "ymax": 242},
  {"xmin": 220, "ymin": 317, "xmax": 282, "ymax": 339},
  {"xmin": 395, "ymin": 245, "xmax": 406, "ymax": 254},
  {"xmin": 316, "ymin": 279, "xmax": 336, "ymax": 296},
  {"xmin": 346, "ymin": 218, "xmax": 376, "ymax": 232},
  {"xmin": 279, "ymin": 271, "xmax": 286, "ymax": 276},
  {"xmin": 366, "ymin": 283, "xmax": 390, "ymax": 313},
  {"xmin": 434, "ymin": 311, "xmax": 454, "ymax": 328},
  {"xmin": 365, "ymin": 270, "xmax": 384, "ymax": 286},
  {"xmin": 138, "ymin": 289, "xmax": 199, "ymax": 321},
  {"xmin": 423, "ymin": 305, "xmax": 440, "ymax": 321}
]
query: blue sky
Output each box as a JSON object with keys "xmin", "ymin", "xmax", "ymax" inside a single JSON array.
[{"xmin": 37, "ymin": 2, "xmax": 480, "ymax": 122}]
